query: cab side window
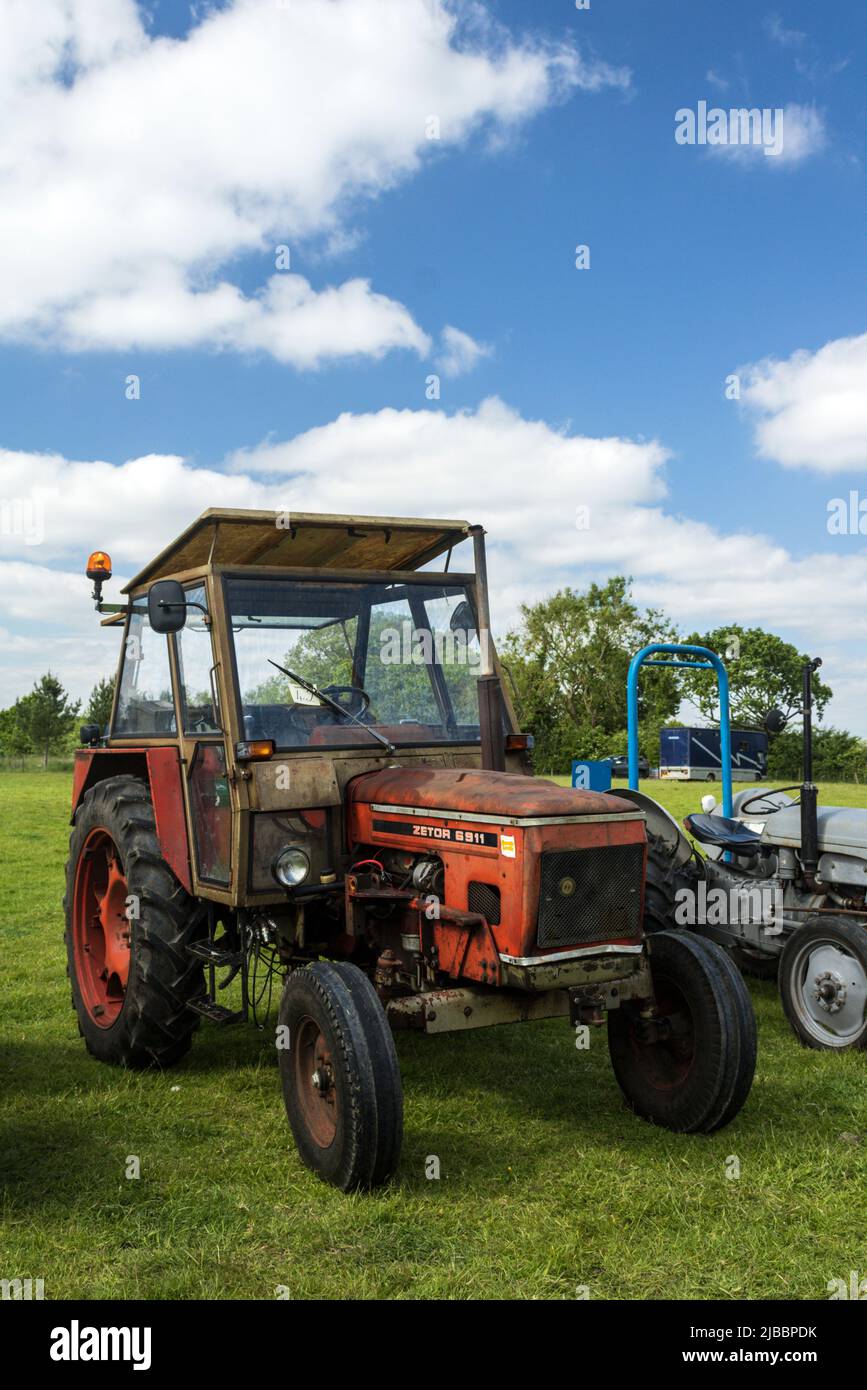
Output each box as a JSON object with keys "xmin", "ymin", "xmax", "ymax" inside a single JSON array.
[
  {"xmin": 113, "ymin": 603, "xmax": 176, "ymax": 736},
  {"xmin": 176, "ymin": 585, "xmax": 221, "ymax": 733}
]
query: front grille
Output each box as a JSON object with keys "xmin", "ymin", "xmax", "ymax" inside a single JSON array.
[
  {"xmin": 468, "ymin": 880, "xmax": 501, "ymax": 925},
  {"xmin": 536, "ymin": 843, "xmax": 644, "ymax": 948}
]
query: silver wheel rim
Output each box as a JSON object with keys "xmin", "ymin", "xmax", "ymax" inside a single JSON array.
[{"xmin": 787, "ymin": 937, "xmax": 867, "ymax": 1046}]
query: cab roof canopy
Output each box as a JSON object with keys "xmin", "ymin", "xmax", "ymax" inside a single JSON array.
[{"xmin": 123, "ymin": 509, "xmax": 473, "ymax": 593}]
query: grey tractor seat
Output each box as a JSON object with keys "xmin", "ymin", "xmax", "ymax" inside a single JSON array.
[{"xmin": 683, "ymin": 813, "xmax": 763, "ymax": 856}]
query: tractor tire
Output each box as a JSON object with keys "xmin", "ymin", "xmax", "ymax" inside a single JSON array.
[
  {"xmin": 643, "ymin": 832, "xmax": 694, "ymax": 933},
  {"xmin": 278, "ymin": 961, "xmax": 403, "ymax": 1191},
  {"xmin": 778, "ymin": 917, "xmax": 867, "ymax": 1050},
  {"xmin": 687, "ymin": 934, "xmax": 757, "ymax": 1131},
  {"xmin": 608, "ymin": 930, "xmax": 755, "ymax": 1133},
  {"xmin": 730, "ymin": 944, "xmax": 779, "ymax": 981},
  {"xmin": 64, "ymin": 775, "xmax": 205, "ymax": 1068}
]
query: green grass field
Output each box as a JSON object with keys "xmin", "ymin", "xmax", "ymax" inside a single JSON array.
[{"xmin": 1, "ymin": 772, "xmax": 865, "ymax": 1300}]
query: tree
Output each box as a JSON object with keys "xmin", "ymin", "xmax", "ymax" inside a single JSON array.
[
  {"xmin": 20, "ymin": 672, "xmax": 80, "ymax": 768},
  {"xmin": 85, "ymin": 675, "xmax": 116, "ymax": 731},
  {"xmin": 0, "ymin": 699, "xmax": 35, "ymax": 755},
  {"xmin": 767, "ymin": 727, "xmax": 867, "ymax": 783},
  {"xmin": 679, "ymin": 625, "xmax": 831, "ymax": 729},
  {"xmin": 502, "ymin": 577, "xmax": 681, "ymax": 772}
]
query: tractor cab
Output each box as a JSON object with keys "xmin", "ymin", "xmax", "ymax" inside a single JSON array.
[{"xmin": 78, "ymin": 510, "xmax": 529, "ymax": 907}]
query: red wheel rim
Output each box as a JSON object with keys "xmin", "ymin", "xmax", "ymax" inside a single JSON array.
[
  {"xmin": 627, "ymin": 974, "xmax": 695, "ymax": 1089},
  {"xmin": 293, "ymin": 1015, "xmax": 338, "ymax": 1148},
  {"xmin": 72, "ymin": 828, "xmax": 131, "ymax": 1028}
]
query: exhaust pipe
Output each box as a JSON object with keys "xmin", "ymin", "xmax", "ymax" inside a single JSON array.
[
  {"xmin": 470, "ymin": 525, "xmax": 505, "ymax": 772},
  {"xmin": 800, "ymin": 657, "xmax": 821, "ymax": 887}
]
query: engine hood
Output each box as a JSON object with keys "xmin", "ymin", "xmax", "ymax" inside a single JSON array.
[
  {"xmin": 762, "ymin": 804, "xmax": 867, "ymax": 858},
  {"xmin": 348, "ymin": 767, "xmax": 641, "ymax": 823}
]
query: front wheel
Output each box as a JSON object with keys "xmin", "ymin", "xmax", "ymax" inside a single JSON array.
[
  {"xmin": 278, "ymin": 962, "xmax": 403, "ymax": 1190},
  {"xmin": 608, "ymin": 931, "xmax": 756, "ymax": 1133},
  {"xmin": 779, "ymin": 918, "xmax": 867, "ymax": 1050}
]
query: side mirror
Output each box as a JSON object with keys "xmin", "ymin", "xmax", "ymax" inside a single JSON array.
[
  {"xmin": 449, "ymin": 599, "xmax": 477, "ymax": 638},
  {"xmin": 764, "ymin": 708, "xmax": 787, "ymax": 735},
  {"xmin": 148, "ymin": 579, "xmax": 187, "ymax": 634}
]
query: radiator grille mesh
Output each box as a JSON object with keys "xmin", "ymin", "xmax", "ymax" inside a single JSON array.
[
  {"xmin": 468, "ymin": 881, "xmax": 501, "ymax": 925},
  {"xmin": 536, "ymin": 843, "xmax": 644, "ymax": 948}
]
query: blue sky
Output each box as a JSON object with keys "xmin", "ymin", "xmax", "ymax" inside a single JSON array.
[{"xmin": 1, "ymin": 0, "xmax": 866, "ymax": 727}]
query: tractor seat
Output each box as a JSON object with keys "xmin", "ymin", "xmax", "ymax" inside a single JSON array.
[{"xmin": 683, "ymin": 813, "xmax": 763, "ymax": 856}]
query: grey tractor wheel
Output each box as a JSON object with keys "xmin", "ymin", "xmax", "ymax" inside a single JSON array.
[
  {"xmin": 643, "ymin": 832, "xmax": 694, "ymax": 933},
  {"xmin": 64, "ymin": 775, "xmax": 205, "ymax": 1068},
  {"xmin": 730, "ymin": 944, "xmax": 779, "ymax": 981},
  {"xmin": 779, "ymin": 917, "xmax": 867, "ymax": 1050},
  {"xmin": 608, "ymin": 930, "xmax": 755, "ymax": 1133},
  {"xmin": 278, "ymin": 961, "xmax": 403, "ymax": 1190}
]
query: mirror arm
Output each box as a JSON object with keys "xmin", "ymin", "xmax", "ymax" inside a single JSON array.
[{"xmin": 158, "ymin": 598, "xmax": 210, "ymax": 624}]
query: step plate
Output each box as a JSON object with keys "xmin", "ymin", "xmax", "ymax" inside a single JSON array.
[{"xmin": 186, "ymin": 997, "xmax": 244, "ymax": 1025}]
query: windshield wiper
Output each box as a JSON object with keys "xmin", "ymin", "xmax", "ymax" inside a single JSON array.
[{"xmin": 267, "ymin": 659, "xmax": 395, "ymax": 755}]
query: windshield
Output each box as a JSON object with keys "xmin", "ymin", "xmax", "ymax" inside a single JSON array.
[{"xmin": 226, "ymin": 577, "xmax": 485, "ymax": 749}]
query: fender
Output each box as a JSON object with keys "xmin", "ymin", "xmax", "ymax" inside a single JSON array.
[{"xmin": 71, "ymin": 746, "xmax": 193, "ymax": 894}]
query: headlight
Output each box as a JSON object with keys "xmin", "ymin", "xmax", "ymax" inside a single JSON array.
[{"xmin": 272, "ymin": 845, "xmax": 310, "ymax": 888}]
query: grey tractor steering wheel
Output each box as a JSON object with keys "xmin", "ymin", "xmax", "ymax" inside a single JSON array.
[{"xmin": 321, "ymin": 685, "xmax": 371, "ymax": 718}]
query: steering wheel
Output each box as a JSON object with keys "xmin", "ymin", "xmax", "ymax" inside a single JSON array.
[
  {"xmin": 740, "ymin": 785, "xmax": 801, "ymax": 815},
  {"xmin": 321, "ymin": 685, "xmax": 371, "ymax": 718}
]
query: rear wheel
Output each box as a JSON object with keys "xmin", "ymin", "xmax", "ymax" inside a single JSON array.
[
  {"xmin": 779, "ymin": 918, "xmax": 867, "ymax": 1050},
  {"xmin": 64, "ymin": 775, "xmax": 205, "ymax": 1068},
  {"xmin": 278, "ymin": 961, "xmax": 403, "ymax": 1190},
  {"xmin": 639, "ymin": 834, "xmax": 680, "ymax": 934},
  {"xmin": 731, "ymin": 944, "xmax": 779, "ymax": 981},
  {"xmin": 643, "ymin": 833, "xmax": 687, "ymax": 932},
  {"xmin": 608, "ymin": 930, "xmax": 755, "ymax": 1132}
]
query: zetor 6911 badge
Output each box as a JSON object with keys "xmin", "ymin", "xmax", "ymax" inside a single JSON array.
[{"xmin": 66, "ymin": 511, "xmax": 756, "ymax": 1189}]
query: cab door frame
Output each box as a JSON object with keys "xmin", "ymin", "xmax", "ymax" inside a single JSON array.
[{"xmin": 168, "ymin": 573, "xmax": 239, "ymax": 904}]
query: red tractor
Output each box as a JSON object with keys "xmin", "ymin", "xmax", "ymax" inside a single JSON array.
[{"xmin": 67, "ymin": 510, "xmax": 755, "ymax": 1189}]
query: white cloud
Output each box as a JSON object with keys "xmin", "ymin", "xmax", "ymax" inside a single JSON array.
[
  {"xmin": 435, "ymin": 325, "xmax": 492, "ymax": 378},
  {"xmin": 0, "ymin": 450, "xmax": 275, "ymax": 568},
  {"xmin": 710, "ymin": 103, "xmax": 826, "ymax": 166},
  {"xmin": 0, "ymin": 0, "xmax": 627, "ymax": 363},
  {"xmin": 62, "ymin": 271, "xmax": 431, "ymax": 366},
  {"xmin": 773, "ymin": 103, "xmax": 827, "ymax": 164},
  {"xmin": 705, "ymin": 69, "xmax": 729, "ymax": 92},
  {"xmin": 764, "ymin": 14, "xmax": 807, "ymax": 48},
  {"xmin": 4, "ymin": 402, "xmax": 867, "ymax": 729},
  {"xmin": 741, "ymin": 331, "xmax": 867, "ymax": 471}
]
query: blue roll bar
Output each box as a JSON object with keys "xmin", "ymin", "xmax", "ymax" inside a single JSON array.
[{"xmin": 626, "ymin": 643, "xmax": 732, "ymax": 818}]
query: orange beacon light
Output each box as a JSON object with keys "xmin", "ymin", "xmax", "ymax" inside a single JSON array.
[{"xmin": 86, "ymin": 550, "xmax": 112, "ymax": 581}]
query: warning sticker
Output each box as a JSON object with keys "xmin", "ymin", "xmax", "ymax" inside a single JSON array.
[{"xmin": 500, "ymin": 833, "xmax": 516, "ymax": 859}]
